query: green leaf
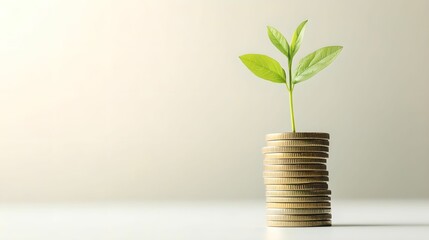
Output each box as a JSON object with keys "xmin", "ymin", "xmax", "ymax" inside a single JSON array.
[
  {"xmin": 290, "ymin": 20, "xmax": 308, "ymax": 57},
  {"xmin": 267, "ymin": 26, "xmax": 290, "ymax": 57},
  {"xmin": 293, "ymin": 46, "xmax": 343, "ymax": 84},
  {"xmin": 239, "ymin": 54, "xmax": 286, "ymax": 83}
]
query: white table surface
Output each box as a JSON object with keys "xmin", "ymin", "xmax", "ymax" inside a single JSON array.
[{"xmin": 0, "ymin": 200, "xmax": 428, "ymax": 240}]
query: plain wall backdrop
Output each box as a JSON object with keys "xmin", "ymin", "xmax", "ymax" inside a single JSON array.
[{"xmin": 0, "ymin": 0, "xmax": 428, "ymax": 202}]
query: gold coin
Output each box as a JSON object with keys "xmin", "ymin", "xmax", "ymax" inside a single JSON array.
[
  {"xmin": 264, "ymin": 177, "xmax": 329, "ymax": 184},
  {"xmin": 267, "ymin": 139, "xmax": 330, "ymax": 147},
  {"xmin": 265, "ymin": 183, "xmax": 328, "ymax": 191},
  {"xmin": 263, "ymin": 171, "xmax": 328, "ymax": 178},
  {"xmin": 266, "ymin": 190, "xmax": 331, "ymax": 196},
  {"xmin": 267, "ymin": 208, "xmax": 331, "ymax": 215},
  {"xmin": 265, "ymin": 152, "xmax": 328, "ymax": 159},
  {"xmin": 267, "ymin": 202, "xmax": 331, "ymax": 209},
  {"xmin": 267, "ymin": 214, "xmax": 332, "ymax": 221},
  {"xmin": 264, "ymin": 164, "xmax": 326, "ymax": 171},
  {"xmin": 262, "ymin": 146, "xmax": 329, "ymax": 153},
  {"xmin": 266, "ymin": 196, "xmax": 331, "ymax": 203},
  {"xmin": 266, "ymin": 132, "xmax": 330, "ymax": 141},
  {"xmin": 264, "ymin": 158, "xmax": 327, "ymax": 165},
  {"xmin": 267, "ymin": 220, "xmax": 331, "ymax": 227}
]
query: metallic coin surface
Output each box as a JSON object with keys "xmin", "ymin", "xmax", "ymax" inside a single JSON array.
[
  {"xmin": 267, "ymin": 214, "xmax": 332, "ymax": 221},
  {"xmin": 263, "ymin": 171, "xmax": 328, "ymax": 178},
  {"xmin": 266, "ymin": 208, "xmax": 331, "ymax": 215},
  {"xmin": 267, "ymin": 139, "xmax": 330, "ymax": 147},
  {"xmin": 264, "ymin": 158, "xmax": 327, "ymax": 165},
  {"xmin": 266, "ymin": 132, "xmax": 330, "ymax": 141},
  {"xmin": 265, "ymin": 183, "xmax": 328, "ymax": 191},
  {"xmin": 264, "ymin": 177, "xmax": 329, "ymax": 184},
  {"xmin": 266, "ymin": 190, "xmax": 331, "ymax": 196},
  {"xmin": 267, "ymin": 220, "xmax": 331, "ymax": 227},
  {"xmin": 266, "ymin": 196, "xmax": 331, "ymax": 203},
  {"xmin": 264, "ymin": 164, "xmax": 326, "ymax": 171},
  {"xmin": 267, "ymin": 202, "xmax": 331, "ymax": 209},
  {"xmin": 264, "ymin": 152, "xmax": 328, "ymax": 159},
  {"xmin": 263, "ymin": 146, "xmax": 329, "ymax": 153}
]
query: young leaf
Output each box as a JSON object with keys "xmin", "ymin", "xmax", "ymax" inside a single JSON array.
[
  {"xmin": 239, "ymin": 54, "xmax": 286, "ymax": 83},
  {"xmin": 267, "ymin": 26, "xmax": 290, "ymax": 57},
  {"xmin": 290, "ymin": 20, "xmax": 308, "ymax": 57},
  {"xmin": 293, "ymin": 46, "xmax": 343, "ymax": 84}
]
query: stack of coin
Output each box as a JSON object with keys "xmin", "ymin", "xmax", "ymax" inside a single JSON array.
[{"xmin": 263, "ymin": 132, "xmax": 331, "ymax": 227}]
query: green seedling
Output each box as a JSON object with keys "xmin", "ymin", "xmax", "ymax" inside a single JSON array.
[{"xmin": 239, "ymin": 20, "xmax": 342, "ymax": 132}]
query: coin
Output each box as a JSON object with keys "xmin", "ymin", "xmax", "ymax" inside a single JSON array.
[
  {"xmin": 267, "ymin": 139, "xmax": 330, "ymax": 147},
  {"xmin": 264, "ymin": 164, "xmax": 326, "ymax": 171},
  {"xmin": 267, "ymin": 220, "xmax": 331, "ymax": 227},
  {"xmin": 267, "ymin": 202, "xmax": 331, "ymax": 209},
  {"xmin": 264, "ymin": 152, "xmax": 328, "ymax": 159},
  {"xmin": 264, "ymin": 158, "xmax": 327, "ymax": 165},
  {"xmin": 266, "ymin": 196, "xmax": 331, "ymax": 203},
  {"xmin": 266, "ymin": 190, "xmax": 331, "ymax": 196},
  {"xmin": 263, "ymin": 146, "xmax": 329, "ymax": 153},
  {"xmin": 267, "ymin": 214, "xmax": 332, "ymax": 221},
  {"xmin": 265, "ymin": 183, "xmax": 328, "ymax": 191},
  {"xmin": 264, "ymin": 177, "xmax": 329, "ymax": 184},
  {"xmin": 263, "ymin": 171, "xmax": 328, "ymax": 178},
  {"xmin": 266, "ymin": 132, "xmax": 330, "ymax": 141},
  {"xmin": 266, "ymin": 208, "xmax": 331, "ymax": 215}
]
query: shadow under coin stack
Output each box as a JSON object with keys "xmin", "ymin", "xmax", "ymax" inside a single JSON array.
[{"xmin": 263, "ymin": 132, "xmax": 331, "ymax": 227}]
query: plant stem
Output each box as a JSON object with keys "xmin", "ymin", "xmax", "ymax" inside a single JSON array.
[
  {"xmin": 287, "ymin": 58, "xmax": 296, "ymax": 132},
  {"xmin": 289, "ymin": 90, "xmax": 296, "ymax": 132}
]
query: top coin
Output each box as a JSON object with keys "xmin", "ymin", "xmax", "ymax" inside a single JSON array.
[
  {"xmin": 267, "ymin": 139, "xmax": 330, "ymax": 147},
  {"xmin": 266, "ymin": 132, "xmax": 330, "ymax": 141}
]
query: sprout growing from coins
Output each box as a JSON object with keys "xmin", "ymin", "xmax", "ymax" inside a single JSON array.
[{"xmin": 239, "ymin": 20, "xmax": 343, "ymax": 132}]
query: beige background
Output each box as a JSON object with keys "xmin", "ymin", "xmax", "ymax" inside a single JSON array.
[{"xmin": 0, "ymin": 0, "xmax": 428, "ymax": 202}]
